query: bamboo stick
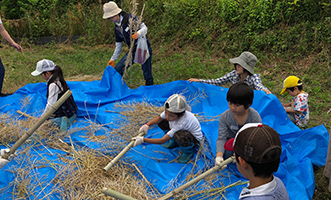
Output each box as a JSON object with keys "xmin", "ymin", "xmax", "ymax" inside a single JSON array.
[
  {"xmin": 101, "ymin": 187, "xmax": 137, "ymax": 200},
  {"xmin": 17, "ymin": 110, "xmax": 37, "ymax": 119},
  {"xmin": 1, "ymin": 90, "xmax": 72, "ymax": 160},
  {"xmin": 158, "ymin": 156, "xmax": 235, "ymax": 200},
  {"xmin": 104, "ymin": 130, "xmax": 145, "ymax": 171}
]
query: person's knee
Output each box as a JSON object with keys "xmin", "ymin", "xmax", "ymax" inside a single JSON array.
[{"xmin": 174, "ymin": 130, "xmax": 194, "ymax": 147}]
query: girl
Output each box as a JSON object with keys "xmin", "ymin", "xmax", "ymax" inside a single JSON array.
[
  {"xmin": 31, "ymin": 59, "xmax": 77, "ymax": 131},
  {"xmin": 188, "ymin": 51, "xmax": 271, "ymax": 95}
]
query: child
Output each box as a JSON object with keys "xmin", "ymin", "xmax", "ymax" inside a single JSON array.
[
  {"xmin": 188, "ymin": 51, "xmax": 271, "ymax": 95},
  {"xmin": 215, "ymin": 82, "xmax": 262, "ymax": 166},
  {"xmin": 31, "ymin": 59, "xmax": 77, "ymax": 131},
  {"xmin": 228, "ymin": 123, "xmax": 289, "ymax": 199},
  {"xmin": 280, "ymin": 76, "xmax": 309, "ymax": 128},
  {"xmin": 132, "ymin": 94, "xmax": 203, "ymax": 163}
]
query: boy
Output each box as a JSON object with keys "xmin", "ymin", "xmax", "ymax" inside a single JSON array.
[
  {"xmin": 280, "ymin": 76, "xmax": 309, "ymax": 128},
  {"xmin": 132, "ymin": 94, "xmax": 203, "ymax": 163},
  {"xmin": 188, "ymin": 51, "xmax": 271, "ymax": 94},
  {"xmin": 228, "ymin": 123, "xmax": 289, "ymax": 199},
  {"xmin": 215, "ymin": 82, "xmax": 261, "ymax": 166}
]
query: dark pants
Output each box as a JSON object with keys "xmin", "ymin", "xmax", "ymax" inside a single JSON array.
[
  {"xmin": 0, "ymin": 57, "xmax": 5, "ymax": 93},
  {"xmin": 158, "ymin": 119, "xmax": 199, "ymax": 147},
  {"xmin": 115, "ymin": 45, "xmax": 153, "ymax": 86}
]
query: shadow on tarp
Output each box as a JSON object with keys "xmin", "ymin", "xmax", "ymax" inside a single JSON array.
[{"xmin": 0, "ymin": 66, "xmax": 328, "ymax": 199}]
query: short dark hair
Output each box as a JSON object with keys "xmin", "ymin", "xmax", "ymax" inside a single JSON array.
[
  {"xmin": 174, "ymin": 110, "xmax": 185, "ymax": 117},
  {"xmin": 226, "ymin": 82, "xmax": 254, "ymax": 109},
  {"xmin": 235, "ymin": 151, "xmax": 280, "ymax": 178},
  {"xmin": 287, "ymin": 80, "xmax": 303, "ymax": 92}
]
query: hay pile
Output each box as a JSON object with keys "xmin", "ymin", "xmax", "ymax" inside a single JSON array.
[{"xmin": 0, "ymin": 95, "xmax": 242, "ymax": 199}]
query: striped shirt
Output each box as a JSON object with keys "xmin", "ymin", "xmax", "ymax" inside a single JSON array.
[{"xmin": 199, "ymin": 70, "xmax": 268, "ymax": 91}]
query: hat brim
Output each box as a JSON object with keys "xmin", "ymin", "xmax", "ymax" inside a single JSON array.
[
  {"xmin": 280, "ymin": 88, "xmax": 287, "ymax": 94},
  {"xmin": 229, "ymin": 57, "xmax": 254, "ymax": 74},
  {"xmin": 31, "ymin": 70, "xmax": 42, "ymax": 76},
  {"xmin": 224, "ymin": 138, "xmax": 235, "ymax": 151}
]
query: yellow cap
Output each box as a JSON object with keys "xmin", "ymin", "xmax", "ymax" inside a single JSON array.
[{"xmin": 280, "ymin": 76, "xmax": 302, "ymax": 94}]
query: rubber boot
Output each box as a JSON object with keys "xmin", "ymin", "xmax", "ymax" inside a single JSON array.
[
  {"xmin": 161, "ymin": 138, "xmax": 179, "ymax": 149},
  {"xmin": 60, "ymin": 116, "xmax": 69, "ymax": 131},
  {"xmin": 178, "ymin": 143, "xmax": 195, "ymax": 163}
]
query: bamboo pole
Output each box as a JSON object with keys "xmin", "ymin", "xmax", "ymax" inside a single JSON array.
[
  {"xmin": 158, "ymin": 156, "xmax": 235, "ymax": 200},
  {"xmin": 101, "ymin": 187, "xmax": 137, "ymax": 200},
  {"xmin": 104, "ymin": 130, "xmax": 145, "ymax": 171},
  {"xmin": 1, "ymin": 90, "xmax": 72, "ymax": 160}
]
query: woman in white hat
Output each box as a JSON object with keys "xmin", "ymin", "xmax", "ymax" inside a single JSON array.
[
  {"xmin": 31, "ymin": 59, "xmax": 77, "ymax": 131},
  {"xmin": 103, "ymin": 1, "xmax": 153, "ymax": 86},
  {"xmin": 188, "ymin": 51, "xmax": 271, "ymax": 94}
]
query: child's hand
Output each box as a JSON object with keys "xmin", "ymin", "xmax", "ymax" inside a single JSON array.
[
  {"xmin": 139, "ymin": 124, "xmax": 149, "ymax": 134},
  {"xmin": 187, "ymin": 78, "xmax": 200, "ymax": 83},
  {"xmin": 215, "ymin": 156, "xmax": 224, "ymax": 166},
  {"xmin": 263, "ymin": 89, "xmax": 272, "ymax": 95},
  {"xmin": 132, "ymin": 136, "xmax": 144, "ymax": 147}
]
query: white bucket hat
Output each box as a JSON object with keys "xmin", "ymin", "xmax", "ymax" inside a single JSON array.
[
  {"xmin": 164, "ymin": 94, "xmax": 191, "ymax": 113},
  {"xmin": 103, "ymin": 1, "xmax": 122, "ymax": 19},
  {"xmin": 31, "ymin": 59, "xmax": 55, "ymax": 76},
  {"xmin": 229, "ymin": 51, "xmax": 257, "ymax": 74}
]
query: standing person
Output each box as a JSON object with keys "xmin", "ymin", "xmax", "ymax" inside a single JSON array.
[
  {"xmin": 0, "ymin": 16, "xmax": 22, "ymax": 97},
  {"xmin": 188, "ymin": 51, "xmax": 271, "ymax": 94},
  {"xmin": 103, "ymin": 1, "xmax": 154, "ymax": 86},
  {"xmin": 132, "ymin": 94, "xmax": 203, "ymax": 163},
  {"xmin": 226, "ymin": 123, "xmax": 289, "ymax": 200},
  {"xmin": 215, "ymin": 82, "xmax": 262, "ymax": 166},
  {"xmin": 280, "ymin": 75, "xmax": 309, "ymax": 128},
  {"xmin": 31, "ymin": 59, "xmax": 77, "ymax": 131}
]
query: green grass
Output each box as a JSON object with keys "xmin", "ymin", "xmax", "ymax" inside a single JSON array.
[{"xmin": 0, "ymin": 41, "xmax": 330, "ymax": 199}]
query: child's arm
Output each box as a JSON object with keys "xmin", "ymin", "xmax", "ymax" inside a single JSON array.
[
  {"xmin": 282, "ymin": 102, "xmax": 292, "ymax": 107},
  {"xmin": 285, "ymin": 107, "xmax": 303, "ymax": 114},
  {"xmin": 139, "ymin": 116, "xmax": 164, "ymax": 133},
  {"xmin": 133, "ymin": 134, "xmax": 171, "ymax": 146},
  {"xmin": 146, "ymin": 116, "xmax": 163, "ymax": 126},
  {"xmin": 144, "ymin": 134, "xmax": 171, "ymax": 144}
]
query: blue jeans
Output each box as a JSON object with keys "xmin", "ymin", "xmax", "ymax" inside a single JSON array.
[
  {"xmin": 0, "ymin": 57, "xmax": 5, "ymax": 93},
  {"xmin": 115, "ymin": 45, "xmax": 153, "ymax": 85}
]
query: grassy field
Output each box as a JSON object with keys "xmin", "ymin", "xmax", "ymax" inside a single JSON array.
[{"xmin": 0, "ymin": 41, "xmax": 330, "ymax": 198}]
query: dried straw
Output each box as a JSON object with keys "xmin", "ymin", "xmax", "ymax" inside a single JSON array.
[{"xmin": 0, "ymin": 89, "xmax": 237, "ymax": 199}]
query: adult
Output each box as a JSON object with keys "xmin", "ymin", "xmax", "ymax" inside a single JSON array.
[
  {"xmin": 103, "ymin": 1, "xmax": 153, "ymax": 86},
  {"xmin": 0, "ymin": 16, "xmax": 22, "ymax": 97}
]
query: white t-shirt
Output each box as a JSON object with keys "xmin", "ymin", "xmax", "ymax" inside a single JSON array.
[
  {"xmin": 0, "ymin": 17, "xmax": 2, "ymax": 24},
  {"xmin": 160, "ymin": 110, "xmax": 203, "ymax": 142},
  {"xmin": 239, "ymin": 176, "xmax": 289, "ymax": 200}
]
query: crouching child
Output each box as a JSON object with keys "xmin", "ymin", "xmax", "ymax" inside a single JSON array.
[{"xmin": 132, "ymin": 94, "xmax": 203, "ymax": 163}]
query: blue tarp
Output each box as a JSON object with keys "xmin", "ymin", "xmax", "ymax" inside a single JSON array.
[{"xmin": 0, "ymin": 66, "xmax": 329, "ymax": 199}]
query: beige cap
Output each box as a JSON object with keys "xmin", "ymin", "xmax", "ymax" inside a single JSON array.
[{"xmin": 164, "ymin": 94, "xmax": 191, "ymax": 113}]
